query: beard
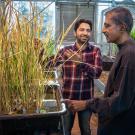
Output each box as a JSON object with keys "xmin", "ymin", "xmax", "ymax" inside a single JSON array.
[{"xmin": 76, "ymin": 37, "xmax": 90, "ymax": 45}]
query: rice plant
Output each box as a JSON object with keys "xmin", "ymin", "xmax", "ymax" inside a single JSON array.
[
  {"xmin": 0, "ymin": 0, "xmax": 79, "ymax": 114},
  {"xmin": 0, "ymin": 0, "xmax": 55, "ymax": 114}
]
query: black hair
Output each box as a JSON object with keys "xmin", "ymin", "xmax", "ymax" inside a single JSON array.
[
  {"xmin": 74, "ymin": 19, "xmax": 92, "ymax": 32},
  {"xmin": 105, "ymin": 7, "xmax": 133, "ymax": 33}
]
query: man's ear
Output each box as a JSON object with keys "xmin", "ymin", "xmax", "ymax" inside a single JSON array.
[{"xmin": 120, "ymin": 23, "xmax": 127, "ymax": 31}]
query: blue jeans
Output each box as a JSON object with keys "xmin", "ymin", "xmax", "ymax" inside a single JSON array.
[{"xmin": 64, "ymin": 109, "xmax": 92, "ymax": 135}]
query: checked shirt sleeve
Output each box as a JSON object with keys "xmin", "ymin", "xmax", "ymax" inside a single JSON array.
[{"xmin": 77, "ymin": 47, "xmax": 102, "ymax": 79}]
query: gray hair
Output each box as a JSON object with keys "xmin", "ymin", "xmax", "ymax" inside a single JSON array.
[{"xmin": 105, "ymin": 7, "xmax": 133, "ymax": 33}]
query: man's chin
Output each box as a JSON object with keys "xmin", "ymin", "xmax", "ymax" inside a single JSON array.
[
  {"xmin": 106, "ymin": 38, "xmax": 112, "ymax": 43},
  {"xmin": 81, "ymin": 40, "xmax": 88, "ymax": 44},
  {"xmin": 107, "ymin": 40, "xmax": 111, "ymax": 43}
]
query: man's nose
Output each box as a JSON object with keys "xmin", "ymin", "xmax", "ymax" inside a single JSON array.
[
  {"xmin": 102, "ymin": 27, "xmax": 106, "ymax": 33},
  {"xmin": 83, "ymin": 30, "xmax": 89, "ymax": 35}
]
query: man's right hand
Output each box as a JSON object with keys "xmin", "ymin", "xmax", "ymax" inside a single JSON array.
[
  {"xmin": 64, "ymin": 99, "xmax": 87, "ymax": 112},
  {"xmin": 64, "ymin": 49, "xmax": 82, "ymax": 64}
]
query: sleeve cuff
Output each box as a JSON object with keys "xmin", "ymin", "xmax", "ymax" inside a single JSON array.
[{"xmin": 86, "ymin": 99, "xmax": 95, "ymax": 109}]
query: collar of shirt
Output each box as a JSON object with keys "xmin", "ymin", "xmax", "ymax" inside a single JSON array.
[
  {"xmin": 117, "ymin": 38, "xmax": 133, "ymax": 50},
  {"xmin": 73, "ymin": 42, "xmax": 92, "ymax": 52}
]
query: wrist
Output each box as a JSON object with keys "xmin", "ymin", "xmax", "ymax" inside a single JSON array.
[
  {"xmin": 79, "ymin": 54, "xmax": 82, "ymax": 62},
  {"xmin": 75, "ymin": 56, "xmax": 82, "ymax": 65},
  {"xmin": 85, "ymin": 100, "xmax": 91, "ymax": 109}
]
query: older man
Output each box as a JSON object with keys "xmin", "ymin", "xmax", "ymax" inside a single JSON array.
[{"xmin": 66, "ymin": 7, "xmax": 135, "ymax": 135}]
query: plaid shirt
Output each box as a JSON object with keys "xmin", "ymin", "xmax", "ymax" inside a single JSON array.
[{"xmin": 49, "ymin": 42, "xmax": 102, "ymax": 100}]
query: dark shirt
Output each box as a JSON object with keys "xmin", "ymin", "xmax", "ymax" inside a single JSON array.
[
  {"xmin": 87, "ymin": 38, "xmax": 135, "ymax": 135},
  {"xmin": 48, "ymin": 42, "xmax": 102, "ymax": 100}
]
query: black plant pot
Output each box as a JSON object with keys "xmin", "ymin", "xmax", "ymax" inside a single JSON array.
[
  {"xmin": 0, "ymin": 82, "xmax": 66, "ymax": 135},
  {"xmin": 0, "ymin": 116, "xmax": 60, "ymax": 135},
  {"xmin": 102, "ymin": 55, "xmax": 115, "ymax": 71}
]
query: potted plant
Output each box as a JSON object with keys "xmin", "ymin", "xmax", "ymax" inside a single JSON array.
[
  {"xmin": 0, "ymin": 0, "xmax": 78, "ymax": 115},
  {"xmin": 0, "ymin": 0, "xmax": 60, "ymax": 115}
]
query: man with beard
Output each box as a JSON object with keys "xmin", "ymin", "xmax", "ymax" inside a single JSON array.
[
  {"xmin": 66, "ymin": 7, "xmax": 135, "ymax": 135},
  {"xmin": 44, "ymin": 19, "xmax": 102, "ymax": 135}
]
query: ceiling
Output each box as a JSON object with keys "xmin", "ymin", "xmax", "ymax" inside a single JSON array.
[
  {"xmin": 10, "ymin": 0, "xmax": 135, "ymax": 5},
  {"xmin": 54, "ymin": 0, "xmax": 135, "ymax": 5}
]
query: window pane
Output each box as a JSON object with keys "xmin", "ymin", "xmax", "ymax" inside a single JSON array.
[{"xmin": 13, "ymin": 1, "xmax": 55, "ymax": 38}]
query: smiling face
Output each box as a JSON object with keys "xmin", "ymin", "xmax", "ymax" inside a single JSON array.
[
  {"xmin": 102, "ymin": 13, "xmax": 123, "ymax": 44},
  {"xmin": 74, "ymin": 23, "xmax": 92, "ymax": 45}
]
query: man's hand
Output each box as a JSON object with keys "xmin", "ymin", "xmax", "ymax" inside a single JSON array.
[
  {"xmin": 64, "ymin": 49, "xmax": 82, "ymax": 64},
  {"xmin": 64, "ymin": 100, "xmax": 87, "ymax": 112}
]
